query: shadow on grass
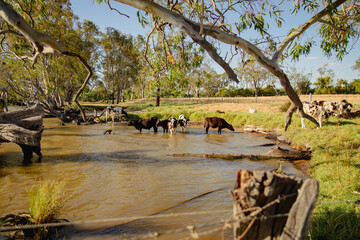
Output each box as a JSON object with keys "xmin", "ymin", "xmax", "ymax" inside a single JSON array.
[
  {"xmin": 310, "ymin": 208, "xmax": 360, "ymax": 240},
  {"xmin": 324, "ymin": 120, "xmax": 357, "ymax": 126}
]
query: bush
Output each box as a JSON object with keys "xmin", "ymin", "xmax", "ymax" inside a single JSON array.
[
  {"xmin": 27, "ymin": 180, "xmax": 70, "ymax": 224},
  {"xmin": 279, "ymin": 101, "xmax": 291, "ymax": 112}
]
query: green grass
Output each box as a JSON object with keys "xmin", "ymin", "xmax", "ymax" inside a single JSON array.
[{"xmin": 27, "ymin": 180, "xmax": 70, "ymax": 224}]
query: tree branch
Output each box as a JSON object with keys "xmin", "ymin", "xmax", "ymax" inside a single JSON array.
[
  {"xmin": 63, "ymin": 51, "xmax": 93, "ymax": 122},
  {"xmin": 114, "ymin": 0, "xmax": 240, "ymax": 82},
  {"xmin": 272, "ymin": 0, "xmax": 347, "ymax": 62}
]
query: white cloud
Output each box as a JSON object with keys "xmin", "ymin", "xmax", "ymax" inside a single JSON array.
[
  {"xmin": 327, "ymin": 62, "xmax": 341, "ymax": 67},
  {"xmin": 303, "ymin": 56, "xmax": 320, "ymax": 60}
]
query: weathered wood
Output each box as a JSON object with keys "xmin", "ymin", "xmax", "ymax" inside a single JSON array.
[
  {"xmin": 173, "ymin": 146, "xmax": 311, "ymax": 161},
  {"xmin": 0, "ymin": 123, "xmax": 43, "ymax": 146},
  {"xmin": 232, "ymin": 170, "xmax": 318, "ymax": 240},
  {"xmin": 0, "ymin": 103, "xmax": 43, "ymax": 162},
  {"xmin": 0, "ymin": 103, "xmax": 43, "ymax": 122},
  {"xmin": 280, "ymin": 178, "xmax": 318, "ymax": 240}
]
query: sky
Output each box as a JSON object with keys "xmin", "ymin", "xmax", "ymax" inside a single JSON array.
[{"xmin": 70, "ymin": 0, "xmax": 360, "ymax": 85}]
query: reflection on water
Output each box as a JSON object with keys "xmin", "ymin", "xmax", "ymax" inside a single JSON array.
[{"xmin": 0, "ymin": 118, "xmax": 305, "ymax": 239}]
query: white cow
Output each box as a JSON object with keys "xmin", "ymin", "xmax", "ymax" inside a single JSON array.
[
  {"xmin": 105, "ymin": 106, "xmax": 127, "ymax": 122},
  {"xmin": 301, "ymin": 101, "xmax": 329, "ymax": 129},
  {"xmin": 178, "ymin": 114, "xmax": 188, "ymax": 133}
]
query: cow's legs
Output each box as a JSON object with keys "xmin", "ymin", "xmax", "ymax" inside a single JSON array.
[
  {"xmin": 111, "ymin": 111, "xmax": 115, "ymax": 122},
  {"xmin": 301, "ymin": 117, "xmax": 306, "ymax": 129}
]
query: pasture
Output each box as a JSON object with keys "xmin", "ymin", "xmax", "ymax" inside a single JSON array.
[{"xmin": 86, "ymin": 94, "xmax": 360, "ymax": 239}]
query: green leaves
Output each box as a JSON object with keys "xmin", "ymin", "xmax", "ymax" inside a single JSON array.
[{"xmin": 289, "ymin": 41, "xmax": 313, "ymax": 61}]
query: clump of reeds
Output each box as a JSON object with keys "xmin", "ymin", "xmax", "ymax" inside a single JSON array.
[
  {"xmin": 279, "ymin": 101, "xmax": 291, "ymax": 112},
  {"xmin": 27, "ymin": 180, "xmax": 69, "ymax": 224}
]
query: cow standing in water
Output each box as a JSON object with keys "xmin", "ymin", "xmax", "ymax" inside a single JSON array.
[
  {"xmin": 178, "ymin": 114, "xmax": 188, "ymax": 133},
  {"xmin": 128, "ymin": 117, "xmax": 159, "ymax": 133},
  {"xmin": 157, "ymin": 119, "xmax": 170, "ymax": 133},
  {"xmin": 168, "ymin": 116, "xmax": 177, "ymax": 135},
  {"xmin": 204, "ymin": 117, "xmax": 234, "ymax": 134}
]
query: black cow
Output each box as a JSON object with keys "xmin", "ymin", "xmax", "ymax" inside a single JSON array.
[
  {"xmin": 128, "ymin": 117, "xmax": 158, "ymax": 133},
  {"xmin": 204, "ymin": 117, "xmax": 234, "ymax": 134},
  {"xmin": 157, "ymin": 119, "xmax": 169, "ymax": 133}
]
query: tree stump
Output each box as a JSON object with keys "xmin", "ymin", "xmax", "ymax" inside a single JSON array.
[
  {"xmin": 0, "ymin": 103, "xmax": 44, "ymax": 162},
  {"xmin": 233, "ymin": 170, "xmax": 318, "ymax": 240}
]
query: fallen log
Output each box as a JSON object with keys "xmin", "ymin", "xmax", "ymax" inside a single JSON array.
[
  {"xmin": 173, "ymin": 146, "xmax": 311, "ymax": 161},
  {"xmin": 0, "ymin": 103, "xmax": 43, "ymax": 162}
]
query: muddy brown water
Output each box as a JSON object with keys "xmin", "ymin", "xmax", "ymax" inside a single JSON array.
[{"xmin": 0, "ymin": 117, "xmax": 306, "ymax": 239}]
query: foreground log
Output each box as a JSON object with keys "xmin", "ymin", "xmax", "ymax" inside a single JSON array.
[
  {"xmin": 0, "ymin": 104, "xmax": 43, "ymax": 162},
  {"xmin": 232, "ymin": 170, "xmax": 318, "ymax": 240},
  {"xmin": 173, "ymin": 146, "xmax": 311, "ymax": 161}
]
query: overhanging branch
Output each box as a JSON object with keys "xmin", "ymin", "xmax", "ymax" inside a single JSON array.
[{"xmin": 272, "ymin": 0, "xmax": 347, "ymax": 62}]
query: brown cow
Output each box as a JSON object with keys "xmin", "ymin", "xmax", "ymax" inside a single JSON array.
[
  {"xmin": 128, "ymin": 117, "xmax": 158, "ymax": 133},
  {"xmin": 204, "ymin": 117, "xmax": 234, "ymax": 134},
  {"xmin": 157, "ymin": 119, "xmax": 169, "ymax": 133}
]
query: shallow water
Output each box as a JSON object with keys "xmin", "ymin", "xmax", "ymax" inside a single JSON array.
[{"xmin": 0, "ymin": 118, "xmax": 306, "ymax": 239}]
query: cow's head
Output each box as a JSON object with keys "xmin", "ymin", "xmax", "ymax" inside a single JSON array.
[
  {"xmin": 227, "ymin": 124, "xmax": 235, "ymax": 131},
  {"xmin": 128, "ymin": 119, "xmax": 139, "ymax": 126}
]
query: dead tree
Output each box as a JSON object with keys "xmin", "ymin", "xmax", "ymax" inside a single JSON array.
[
  {"xmin": 0, "ymin": 103, "xmax": 43, "ymax": 162},
  {"xmin": 232, "ymin": 170, "xmax": 318, "ymax": 240}
]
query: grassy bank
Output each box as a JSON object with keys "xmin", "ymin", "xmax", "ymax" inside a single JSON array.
[{"xmin": 82, "ymin": 95, "xmax": 360, "ymax": 239}]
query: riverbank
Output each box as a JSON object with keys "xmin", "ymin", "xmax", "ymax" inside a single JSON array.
[{"xmin": 83, "ymin": 95, "xmax": 360, "ymax": 239}]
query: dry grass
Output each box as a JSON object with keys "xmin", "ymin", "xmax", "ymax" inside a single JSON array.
[
  {"xmin": 190, "ymin": 95, "xmax": 360, "ymax": 113},
  {"xmin": 81, "ymin": 94, "xmax": 360, "ymax": 114}
]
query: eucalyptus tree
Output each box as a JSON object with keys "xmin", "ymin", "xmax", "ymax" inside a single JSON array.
[
  {"xmin": 286, "ymin": 65, "xmax": 313, "ymax": 94},
  {"xmin": 190, "ymin": 62, "xmax": 213, "ymax": 98},
  {"xmin": 0, "ymin": 0, "xmax": 93, "ymax": 121},
  {"xmin": 94, "ymin": 0, "xmax": 360, "ymax": 130},
  {"xmin": 101, "ymin": 27, "xmax": 139, "ymax": 104},
  {"xmin": 236, "ymin": 59, "xmax": 271, "ymax": 102}
]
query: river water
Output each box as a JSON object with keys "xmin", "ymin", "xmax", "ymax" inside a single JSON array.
[{"xmin": 0, "ymin": 117, "xmax": 306, "ymax": 239}]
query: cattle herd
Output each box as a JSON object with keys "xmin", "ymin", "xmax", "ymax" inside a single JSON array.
[
  {"xmin": 126, "ymin": 115, "xmax": 234, "ymax": 134},
  {"xmin": 127, "ymin": 114, "xmax": 193, "ymax": 134},
  {"xmin": 301, "ymin": 99, "xmax": 353, "ymax": 128},
  {"xmin": 104, "ymin": 98, "xmax": 355, "ymax": 134}
]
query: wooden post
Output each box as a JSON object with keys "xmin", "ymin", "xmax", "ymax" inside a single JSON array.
[
  {"xmin": 0, "ymin": 103, "xmax": 44, "ymax": 162},
  {"xmin": 233, "ymin": 170, "xmax": 318, "ymax": 240}
]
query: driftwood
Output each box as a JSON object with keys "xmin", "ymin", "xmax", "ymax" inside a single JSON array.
[
  {"xmin": 233, "ymin": 170, "xmax": 319, "ymax": 240},
  {"xmin": 173, "ymin": 146, "xmax": 311, "ymax": 161},
  {"xmin": 0, "ymin": 103, "xmax": 43, "ymax": 162}
]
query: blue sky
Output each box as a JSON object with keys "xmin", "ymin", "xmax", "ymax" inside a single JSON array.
[{"xmin": 70, "ymin": 0, "xmax": 360, "ymax": 85}]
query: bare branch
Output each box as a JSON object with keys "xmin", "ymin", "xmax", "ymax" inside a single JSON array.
[
  {"xmin": 107, "ymin": 0, "xmax": 130, "ymax": 18},
  {"xmin": 144, "ymin": 26, "xmax": 156, "ymax": 69},
  {"xmin": 63, "ymin": 51, "xmax": 93, "ymax": 121},
  {"xmin": 0, "ymin": 29, "xmax": 24, "ymax": 38}
]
